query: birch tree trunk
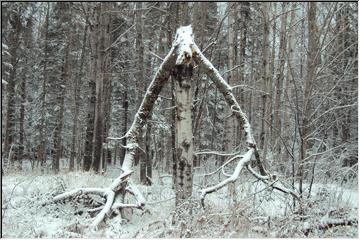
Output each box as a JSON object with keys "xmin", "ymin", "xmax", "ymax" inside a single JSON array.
[
  {"xmin": 173, "ymin": 64, "xmax": 194, "ymax": 205},
  {"xmin": 53, "ymin": 25, "xmax": 299, "ymax": 228}
]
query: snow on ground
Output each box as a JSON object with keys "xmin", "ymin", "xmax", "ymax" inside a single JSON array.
[{"xmin": 2, "ymin": 161, "xmax": 358, "ymax": 238}]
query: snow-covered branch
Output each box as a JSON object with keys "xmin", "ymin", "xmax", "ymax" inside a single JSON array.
[
  {"xmin": 90, "ymin": 191, "xmax": 115, "ymax": 229},
  {"xmin": 193, "ymin": 45, "xmax": 255, "ymax": 147},
  {"xmin": 192, "ymin": 41, "xmax": 299, "ymax": 204},
  {"xmin": 52, "ymin": 25, "xmax": 201, "ymax": 229},
  {"xmin": 200, "ymin": 148, "xmax": 254, "ymax": 207},
  {"xmin": 53, "ymin": 188, "xmax": 105, "ymax": 202},
  {"xmin": 303, "ymin": 218, "xmax": 358, "ymax": 236}
]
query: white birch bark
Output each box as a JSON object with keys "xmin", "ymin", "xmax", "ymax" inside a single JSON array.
[{"xmin": 52, "ymin": 25, "xmax": 299, "ymax": 227}]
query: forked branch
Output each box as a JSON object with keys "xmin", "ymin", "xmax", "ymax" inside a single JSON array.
[
  {"xmin": 52, "ymin": 26, "xmax": 195, "ymax": 229},
  {"xmin": 192, "ymin": 43, "xmax": 300, "ymax": 205}
]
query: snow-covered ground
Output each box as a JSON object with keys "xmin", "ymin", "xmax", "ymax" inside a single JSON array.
[{"xmin": 2, "ymin": 161, "xmax": 358, "ymax": 238}]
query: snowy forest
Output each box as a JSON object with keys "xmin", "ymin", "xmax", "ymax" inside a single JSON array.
[{"xmin": 1, "ymin": 2, "xmax": 358, "ymax": 238}]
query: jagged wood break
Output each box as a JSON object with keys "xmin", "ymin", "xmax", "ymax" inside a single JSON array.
[{"xmin": 52, "ymin": 25, "xmax": 299, "ymax": 229}]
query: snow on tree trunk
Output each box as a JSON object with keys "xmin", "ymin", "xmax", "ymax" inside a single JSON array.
[
  {"xmin": 52, "ymin": 25, "xmax": 299, "ymax": 229},
  {"xmin": 173, "ymin": 64, "xmax": 194, "ymax": 205},
  {"xmin": 51, "ymin": 26, "xmax": 186, "ymax": 229}
]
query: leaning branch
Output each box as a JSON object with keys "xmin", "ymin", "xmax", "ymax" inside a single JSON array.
[
  {"xmin": 121, "ymin": 34, "xmax": 178, "ymax": 171},
  {"xmin": 247, "ymin": 164, "xmax": 300, "ymax": 200},
  {"xmin": 203, "ymin": 154, "xmax": 243, "ymax": 177},
  {"xmin": 52, "ymin": 26, "xmax": 197, "ymax": 229},
  {"xmin": 193, "ymin": 45, "xmax": 255, "ymax": 146},
  {"xmin": 193, "ymin": 43, "xmax": 299, "ymax": 204},
  {"xmin": 200, "ymin": 148, "xmax": 254, "ymax": 207}
]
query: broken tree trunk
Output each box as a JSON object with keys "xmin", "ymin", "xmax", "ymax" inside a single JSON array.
[
  {"xmin": 173, "ymin": 64, "xmax": 194, "ymax": 205},
  {"xmin": 52, "ymin": 25, "xmax": 299, "ymax": 229},
  {"xmin": 52, "ymin": 26, "xmax": 192, "ymax": 229}
]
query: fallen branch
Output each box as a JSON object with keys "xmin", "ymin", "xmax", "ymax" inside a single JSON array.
[
  {"xmin": 203, "ymin": 154, "xmax": 243, "ymax": 177},
  {"xmin": 246, "ymin": 164, "xmax": 300, "ymax": 200},
  {"xmin": 200, "ymin": 148, "xmax": 254, "ymax": 207},
  {"xmin": 195, "ymin": 150, "xmax": 240, "ymax": 157},
  {"xmin": 53, "ymin": 188, "xmax": 105, "ymax": 202},
  {"xmin": 90, "ymin": 191, "xmax": 115, "ymax": 229},
  {"xmin": 303, "ymin": 218, "xmax": 358, "ymax": 236},
  {"xmin": 51, "ymin": 26, "xmax": 195, "ymax": 229},
  {"xmin": 193, "ymin": 43, "xmax": 299, "ymax": 205}
]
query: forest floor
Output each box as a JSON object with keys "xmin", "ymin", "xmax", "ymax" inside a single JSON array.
[{"xmin": 2, "ymin": 160, "xmax": 358, "ymax": 238}]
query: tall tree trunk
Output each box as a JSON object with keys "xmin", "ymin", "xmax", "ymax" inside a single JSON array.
[
  {"xmin": 4, "ymin": 8, "xmax": 21, "ymax": 161},
  {"xmin": 260, "ymin": 3, "xmax": 270, "ymax": 160},
  {"xmin": 167, "ymin": 2, "xmax": 179, "ymax": 188},
  {"xmin": 299, "ymin": 2, "xmax": 318, "ymax": 197},
  {"xmin": 92, "ymin": 3, "xmax": 111, "ymax": 173},
  {"xmin": 38, "ymin": 3, "xmax": 50, "ymax": 169},
  {"xmin": 173, "ymin": 65, "xmax": 194, "ymax": 205},
  {"xmin": 102, "ymin": 3, "xmax": 113, "ymax": 171},
  {"xmin": 269, "ymin": 3, "xmax": 277, "ymax": 150},
  {"xmin": 83, "ymin": 20, "xmax": 98, "ymax": 172},
  {"xmin": 136, "ymin": 2, "xmax": 148, "ymax": 183},
  {"xmin": 70, "ymin": 25, "xmax": 87, "ymax": 171},
  {"xmin": 142, "ymin": 113, "xmax": 152, "ymax": 185},
  {"xmin": 225, "ymin": 3, "xmax": 238, "ymax": 206},
  {"xmin": 224, "ymin": 3, "xmax": 237, "ymax": 154},
  {"xmin": 282, "ymin": 3, "xmax": 296, "ymax": 165},
  {"xmin": 273, "ymin": 3, "xmax": 288, "ymax": 159},
  {"xmin": 53, "ymin": 33, "xmax": 71, "ymax": 174},
  {"xmin": 120, "ymin": 80, "xmax": 128, "ymax": 166},
  {"xmin": 18, "ymin": 16, "xmax": 33, "ymax": 167},
  {"xmin": 239, "ymin": 2, "xmax": 249, "ymax": 118}
]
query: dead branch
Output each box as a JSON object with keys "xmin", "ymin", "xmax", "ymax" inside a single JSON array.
[
  {"xmin": 193, "ymin": 43, "xmax": 300, "ymax": 205},
  {"xmin": 53, "ymin": 188, "xmax": 106, "ymax": 202},
  {"xmin": 246, "ymin": 164, "xmax": 300, "ymax": 200},
  {"xmin": 200, "ymin": 149, "xmax": 254, "ymax": 207},
  {"xmin": 202, "ymin": 154, "xmax": 243, "ymax": 178},
  {"xmin": 303, "ymin": 218, "xmax": 358, "ymax": 236},
  {"xmin": 51, "ymin": 26, "xmax": 195, "ymax": 229}
]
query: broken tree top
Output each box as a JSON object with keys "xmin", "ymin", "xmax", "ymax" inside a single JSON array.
[
  {"xmin": 51, "ymin": 25, "xmax": 299, "ymax": 230},
  {"xmin": 174, "ymin": 25, "xmax": 195, "ymax": 65}
]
